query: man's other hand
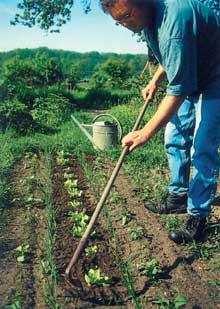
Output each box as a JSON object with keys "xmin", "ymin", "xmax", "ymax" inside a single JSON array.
[
  {"xmin": 142, "ymin": 81, "xmax": 158, "ymax": 101},
  {"xmin": 122, "ymin": 129, "xmax": 149, "ymax": 152}
]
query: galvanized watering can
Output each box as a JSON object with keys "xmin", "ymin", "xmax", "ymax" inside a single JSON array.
[{"xmin": 71, "ymin": 114, "xmax": 123, "ymax": 150}]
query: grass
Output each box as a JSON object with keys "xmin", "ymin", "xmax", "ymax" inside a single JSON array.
[
  {"xmin": 0, "ymin": 130, "xmax": 14, "ymax": 210},
  {"xmin": 6, "ymin": 292, "xmax": 22, "ymax": 309},
  {"xmin": 161, "ymin": 215, "xmax": 183, "ymax": 232}
]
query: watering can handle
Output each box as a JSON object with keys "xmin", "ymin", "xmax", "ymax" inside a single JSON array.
[{"xmin": 92, "ymin": 114, "xmax": 123, "ymax": 141}]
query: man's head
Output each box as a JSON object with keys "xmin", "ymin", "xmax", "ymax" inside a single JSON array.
[{"xmin": 100, "ymin": 0, "xmax": 154, "ymax": 32}]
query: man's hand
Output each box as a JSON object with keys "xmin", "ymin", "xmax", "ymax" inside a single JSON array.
[
  {"xmin": 142, "ymin": 64, "xmax": 166, "ymax": 100},
  {"xmin": 122, "ymin": 129, "xmax": 149, "ymax": 152},
  {"xmin": 142, "ymin": 81, "xmax": 158, "ymax": 100},
  {"xmin": 122, "ymin": 94, "xmax": 184, "ymax": 153}
]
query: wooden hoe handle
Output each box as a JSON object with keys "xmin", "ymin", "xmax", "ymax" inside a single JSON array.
[{"xmin": 65, "ymin": 96, "xmax": 152, "ymax": 278}]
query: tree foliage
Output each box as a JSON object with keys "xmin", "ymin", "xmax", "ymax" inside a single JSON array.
[
  {"xmin": 90, "ymin": 58, "xmax": 132, "ymax": 89},
  {"xmin": 0, "ymin": 53, "xmax": 75, "ymax": 133},
  {"xmin": 11, "ymin": 0, "xmax": 92, "ymax": 32}
]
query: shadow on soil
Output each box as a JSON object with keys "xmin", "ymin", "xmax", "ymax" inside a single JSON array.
[{"xmin": 137, "ymin": 221, "xmax": 220, "ymax": 297}]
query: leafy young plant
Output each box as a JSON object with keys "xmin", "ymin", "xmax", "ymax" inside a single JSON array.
[
  {"xmin": 154, "ymin": 294, "xmax": 188, "ymax": 309},
  {"xmin": 15, "ymin": 244, "xmax": 30, "ymax": 263},
  {"xmin": 109, "ymin": 191, "xmax": 122, "ymax": 204},
  {"xmin": 69, "ymin": 211, "xmax": 89, "ymax": 238},
  {"xmin": 68, "ymin": 200, "xmax": 82, "ymax": 209},
  {"xmin": 85, "ymin": 268, "xmax": 111, "ymax": 286},
  {"xmin": 121, "ymin": 210, "xmax": 134, "ymax": 226},
  {"xmin": 129, "ymin": 226, "xmax": 144, "ymax": 240},
  {"xmin": 85, "ymin": 245, "xmax": 98, "ymax": 257},
  {"xmin": 69, "ymin": 211, "xmax": 89, "ymax": 225},
  {"xmin": 188, "ymin": 240, "xmax": 219, "ymax": 261},
  {"xmin": 161, "ymin": 215, "xmax": 182, "ymax": 232},
  {"xmin": 64, "ymin": 179, "xmax": 82, "ymax": 198},
  {"xmin": 63, "ymin": 172, "xmax": 74, "ymax": 179},
  {"xmin": 56, "ymin": 150, "xmax": 69, "ymax": 166},
  {"xmin": 140, "ymin": 258, "xmax": 161, "ymax": 282}
]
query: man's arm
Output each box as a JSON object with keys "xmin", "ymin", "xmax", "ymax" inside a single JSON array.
[
  {"xmin": 122, "ymin": 94, "xmax": 185, "ymax": 152},
  {"xmin": 151, "ymin": 64, "xmax": 166, "ymax": 85},
  {"xmin": 142, "ymin": 64, "xmax": 166, "ymax": 100},
  {"xmin": 142, "ymin": 94, "xmax": 184, "ymax": 138}
]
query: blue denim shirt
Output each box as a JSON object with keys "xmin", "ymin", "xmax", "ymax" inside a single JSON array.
[{"xmin": 144, "ymin": 0, "xmax": 220, "ymax": 96}]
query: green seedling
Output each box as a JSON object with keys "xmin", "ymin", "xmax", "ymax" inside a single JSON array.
[
  {"xmin": 41, "ymin": 259, "xmax": 51, "ymax": 275},
  {"xmin": 69, "ymin": 211, "xmax": 89, "ymax": 225},
  {"xmin": 72, "ymin": 225, "xmax": 86, "ymax": 238},
  {"xmin": 69, "ymin": 211, "xmax": 89, "ymax": 238},
  {"xmin": 85, "ymin": 268, "xmax": 111, "ymax": 286},
  {"xmin": 140, "ymin": 258, "xmax": 161, "ymax": 282},
  {"xmin": 64, "ymin": 178, "xmax": 78, "ymax": 188},
  {"xmin": 129, "ymin": 226, "xmax": 144, "ymax": 240},
  {"xmin": 109, "ymin": 191, "xmax": 121, "ymax": 204},
  {"xmin": 188, "ymin": 241, "xmax": 218, "ymax": 260},
  {"xmin": 63, "ymin": 172, "xmax": 74, "ymax": 179},
  {"xmin": 64, "ymin": 179, "xmax": 82, "ymax": 198},
  {"xmin": 161, "ymin": 215, "xmax": 182, "ymax": 232},
  {"xmin": 15, "ymin": 244, "xmax": 30, "ymax": 263},
  {"xmin": 85, "ymin": 245, "xmax": 98, "ymax": 257},
  {"xmin": 154, "ymin": 294, "xmax": 187, "ymax": 309},
  {"xmin": 68, "ymin": 200, "xmax": 82, "ymax": 209},
  {"xmin": 121, "ymin": 210, "xmax": 134, "ymax": 226},
  {"xmin": 56, "ymin": 150, "xmax": 69, "ymax": 166}
]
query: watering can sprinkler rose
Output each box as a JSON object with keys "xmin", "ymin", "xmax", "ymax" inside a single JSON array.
[{"xmin": 71, "ymin": 114, "xmax": 123, "ymax": 150}]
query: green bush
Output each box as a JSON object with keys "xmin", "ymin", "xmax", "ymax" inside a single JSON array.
[
  {"xmin": 31, "ymin": 93, "xmax": 71, "ymax": 128},
  {"xmin": 0, "ymin": 54, "xmax": 74, "ymax": 133}
]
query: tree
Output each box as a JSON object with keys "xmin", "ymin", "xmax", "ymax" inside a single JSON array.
[
  {"xmin": 3, "ymin": 53, "xmax": 63, "ymax": 88},
  {"xmin": 91, "ymin": 58, "xmax": 132, "ymax": 89},
  {"xmin": 0, "ymin": 54, "xmax": 71, "ymax": 132},
  {"xmin": 65, "ymin": 63, "xmax": 82, "ymax": 91},
  {"xmin": 11, "ymin": 0, "xmax": 92, "ymax": 32}
]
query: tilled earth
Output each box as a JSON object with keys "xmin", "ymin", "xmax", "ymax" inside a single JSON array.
[
  {"xmin": 53, "ymin": 158, "xmax": 128, "ymax": 308},
  {"xmin": 53, "ymin": 155, "xmax": 220, "ymax": 308},
  {"xmin": 0, "ymin": 153, "xmax": 219, "ymax": 308}
]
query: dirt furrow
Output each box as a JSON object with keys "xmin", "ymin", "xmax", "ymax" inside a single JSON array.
[
  {"xmin": 53, "ymin": 157, "xmax": 128, "ymax": 308},
  {"xmin": 113, "ymin": 167, "xmax": 219, "ymax": 308},
  {"xmin": 0, "ymin": 155, "xmax": 48, "ymax": 308}
]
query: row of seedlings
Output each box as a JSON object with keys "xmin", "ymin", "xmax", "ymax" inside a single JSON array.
[{"xmin": 57, "ymin": 150, "xmax": 112, "ymax": 288}]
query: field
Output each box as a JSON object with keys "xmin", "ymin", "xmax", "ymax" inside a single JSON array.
[
  {"xmin": 0, "ymin": 50, "xmax": 219, "ymax": 308},
  {"xmin": 0, "ymin": 103, "xmax": 219, "ymax": 308}
]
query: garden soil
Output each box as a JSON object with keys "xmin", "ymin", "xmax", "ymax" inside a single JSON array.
[{"xmin": 0, "ymin": 154, "xmax": 219, "ymax": 308}]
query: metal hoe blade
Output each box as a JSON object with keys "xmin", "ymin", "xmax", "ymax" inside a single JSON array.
[{"xmin": 65, "ymin": 96, "xmax": 152, "ymax": 279}]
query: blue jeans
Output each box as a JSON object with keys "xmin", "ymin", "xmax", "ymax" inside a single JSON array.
[{"xmin": 164, "ymin": 92, "xmax": 220, "ymax": 217}]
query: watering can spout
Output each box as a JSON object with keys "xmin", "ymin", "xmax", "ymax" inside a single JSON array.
[
  {"xmin": 71, "ymin": 115, "xmax": 94, "ymax": 144},
  {"xmin": 71, "ymin": 114, "xmax": 123, "ymax": 150}
]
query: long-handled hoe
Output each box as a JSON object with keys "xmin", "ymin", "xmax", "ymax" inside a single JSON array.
[{"xmin": 65, "ymin": 96, "xmax": 152, "ymax": 281}]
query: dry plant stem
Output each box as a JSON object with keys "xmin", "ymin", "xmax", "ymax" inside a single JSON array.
[{"xmin": 65, "ymin": 96, "xmax": 152, "ymax": 278}]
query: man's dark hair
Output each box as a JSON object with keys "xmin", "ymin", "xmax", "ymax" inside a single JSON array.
[
  {"xmin": 100, "ymin": 0, "xmax": 150, "ymax": 13},
  {"xmin": 100, "ymin": 0, "xmax": 117, "ymax": 13}
]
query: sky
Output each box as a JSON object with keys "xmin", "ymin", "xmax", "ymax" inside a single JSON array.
[{"xmin": 0, "ymin": 0, "xmax": 148, "ymax": 54}]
